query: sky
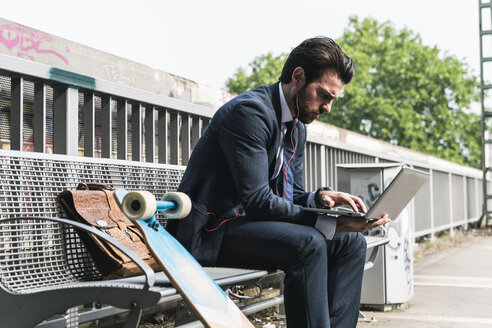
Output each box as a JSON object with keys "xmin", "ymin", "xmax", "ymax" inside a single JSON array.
[{"xmin": 1, "ymin": 0, "xmax": 481, "ymax": 91}]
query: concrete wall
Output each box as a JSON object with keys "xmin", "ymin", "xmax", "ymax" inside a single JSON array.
[{"xmin": 0, "ymin": 18, "xmax": 234, "ymax": 109}]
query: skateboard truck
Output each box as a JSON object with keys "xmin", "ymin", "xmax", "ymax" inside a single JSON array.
[
  {"xmin": 120, "ymin": 191, "xmax": 191, "ymax": 221},
  {"xmin": 148, "ymin": 220, "xmax": 161, "ymax": 231}
]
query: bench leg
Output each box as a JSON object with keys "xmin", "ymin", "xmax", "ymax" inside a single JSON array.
[
  {"xmin": 65, "ymin": 307, "xmax": 79, "ymax": 328},
  {"xmin": 358, "ymin": 310, "xmax": 377, "ymax": 323},
  {"xmin": 123, "ymin": 307, "xmax": 142, "ymax": 328}
]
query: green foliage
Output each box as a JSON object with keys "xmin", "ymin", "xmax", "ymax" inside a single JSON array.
[
  {"xmin": 226, "ymin": 52, "xmax": 288, "ymax": 95},
  {"xmin": 330, "ymin": 17, "xmax": 480, "ymax": 167},
  {"xmin": 224, "ymin": 17, "xmax": 481, "ymax": 168}
]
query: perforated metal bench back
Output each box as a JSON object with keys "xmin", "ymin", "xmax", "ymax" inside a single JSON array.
[{"xmin": 0, "ymin": 150, "xmax": 185, "ymax": 293}]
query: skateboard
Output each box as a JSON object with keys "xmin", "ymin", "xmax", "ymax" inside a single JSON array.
[{"xmin": 114, "ymin": 189, "xmax": 254, "ymax": 328}]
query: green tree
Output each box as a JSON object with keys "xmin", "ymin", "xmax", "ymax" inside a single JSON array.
[
  {"xmin": 225, "ymin": 17, "xmax": 481, "ymax": 168},
  {"xmin": 332, "ymin": 17, "xmax": 480, "ymax": 167},
  {"xmin": 226, "ymin": 52, "xmax": 288, "ymax": 95}
]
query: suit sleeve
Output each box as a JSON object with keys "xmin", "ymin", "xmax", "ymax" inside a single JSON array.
[{"xmin": 216, "ymin": 101, "xmax": 316, "ymax": 225}]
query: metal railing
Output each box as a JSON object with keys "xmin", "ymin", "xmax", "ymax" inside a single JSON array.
[
  {"xmin": 303, "ymin": 133, "xmax": 483, "ymax": 239},
  {"xmin": 0, "ymin": 53, "xmax": 484, "ymax": 239}
]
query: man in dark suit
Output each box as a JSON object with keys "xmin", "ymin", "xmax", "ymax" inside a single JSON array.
[{"xmin": 167, "ymin": 37, "xmax": 390, "ymax": 327}]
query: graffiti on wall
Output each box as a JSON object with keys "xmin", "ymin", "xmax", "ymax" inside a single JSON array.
[
  {"xmin": 103, "ymin": 61, "xmax": 136, "ymax": 84},
  {"xmin": 0, "ymin": 23, "xmax": 70, "ymax": 65},
  {"xmin": 0, "ymin": 19, "xmax": 234, "ymax": 112}
]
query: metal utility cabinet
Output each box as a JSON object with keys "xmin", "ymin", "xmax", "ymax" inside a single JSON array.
[{"xmin": 337, "ymin": 163, "xmax": 414, "ymax": 310}]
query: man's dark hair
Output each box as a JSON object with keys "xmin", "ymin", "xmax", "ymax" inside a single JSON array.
[{"xmin": 279, "ymin": 36, "xmax": 354, "ymax": 85}]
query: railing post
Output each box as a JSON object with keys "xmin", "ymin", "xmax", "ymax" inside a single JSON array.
[
  {"xmin": 320, "ymin": 145, "xmax": 326, "ymax": 186},
  {"xmin": 304, "ymin": 144, "xmax": 311, "ymax": 191},
  {"xmin": 132, "ymin": 102, "xmax": 142, "ymax": 162},
  {"xmin": 145, "ymin": 106, "xmax": 156, "ymax": 163},
  {"xmin": 117, "ymin": 99, "xmax": 128, "ymax": 160},
  {"xmin": 191, "ymin": 116, "xmax": 202, "ymax": 151},
  {"xmin": 316, "ymin": 144, "xmax": 320, "ymax": 190},
  {"xmin": 334, "ymin": 149, "xmax": 339, "ymax": 189},
  {"xmin": 83, "ymin": 92, "xmax": 95, "ymax": 157},
  {"xmin": 53, "ymin": 86, "xmax": 78, "ymax": 156},
  {"xmin": 449, "ymin": 173, "xmax": 454, "ymax": 236},
  {"xmin": 158, "ymin": 109, "xmax": 168, "ymax": 164},
  {"xmin": 181, "ymin": 114, "xmax": 191, "ymax": 165},
  {"xmin": 34, "ymin": 82, "xmax": 46, "ymax": 153},
  {"xmin": 463, "ymin": 175, "xmax": 468, "ymax": 225},
  {"xmin": 101, "ymin": 96, "xmax": 112, "ymax": 158},
  {"xmin": 476, "ymin": 178, "xmax": 481, "ymax": 221},
  {"xmin": 169, "ymin": 112, "xmax": 179, "ymax": 165},
  {"xmin": 10, "ymin": 77, "xmax": 23, "ymax": 151},
  {"xmin": 429, "ymin": 169, "xmax": 435, "ymax": 240},
  {"xmin": 329, "ymin": 147, "xmax": 335, "ymax": 187},
  {"xmin": 308, "ymin": 144, "xmax": 313, "ymax": 191}
]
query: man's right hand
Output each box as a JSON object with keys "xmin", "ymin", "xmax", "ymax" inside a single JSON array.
[
  {"xmin": 317, "ymin": 190, "xmax": 367, "ymax": 213},
  {"xmin": 335, "ymin": 213, "xmax": 390, "ymax": 234}
]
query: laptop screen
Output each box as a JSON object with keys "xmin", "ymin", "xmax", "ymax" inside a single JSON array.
[{"xmin": 364, "ymin": 166, "xmax": 429, "ymax": 220}]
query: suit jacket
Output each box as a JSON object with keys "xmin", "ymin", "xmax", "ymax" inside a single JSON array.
[{"xmin": 167, "ymin": 82, "xmax": 318, "ymax": 265}]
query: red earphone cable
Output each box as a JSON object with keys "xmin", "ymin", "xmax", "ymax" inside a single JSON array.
[
  {"xmin": 281, "ymin": 85, "xmax": 306, "ymax": 199},
  {"xmin": 204, "ymin": 206, "xmax": 241, "ymax": 232}
]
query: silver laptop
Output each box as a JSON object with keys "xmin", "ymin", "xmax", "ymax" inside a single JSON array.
[{"xmin": 304, "ymin": 166, "xmax": 429, "ymax": 221}]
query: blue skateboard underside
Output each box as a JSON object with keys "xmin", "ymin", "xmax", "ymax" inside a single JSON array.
[{"xmin": 114, "ymin": 189, "xmax": 245, "ymax": 327}]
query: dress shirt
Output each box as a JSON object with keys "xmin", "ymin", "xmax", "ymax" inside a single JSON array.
[{"xmin": 276, "ymin": 83, "xmax": 336, "ymax": 239}]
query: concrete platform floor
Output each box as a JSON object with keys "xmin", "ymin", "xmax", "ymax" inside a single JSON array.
[{"xmin": 358, "ymin": 232, "xmax": 492, "ymax": 328}]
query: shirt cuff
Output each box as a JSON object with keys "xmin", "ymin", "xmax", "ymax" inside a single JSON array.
[
  {"xmin": 314, "ymin": 215, "xmax": 337, "ymax": 240},
  {"xmin": 314, "ymin": 186, "xmax": 334, "ymax": 208},
  {"xmin": 307, "ymin": 192, "xmax": 316, "ymax": 208}
]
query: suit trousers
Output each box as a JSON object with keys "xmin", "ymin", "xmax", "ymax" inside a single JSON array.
[{"xmin": 216, "ymin": 219, "xmax": 367, "ymax": 328}]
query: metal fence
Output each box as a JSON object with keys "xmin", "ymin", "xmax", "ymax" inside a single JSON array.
[
  {"xmin": 0, "ymin": 53, "xmax": 484, "ymax": 239},
  {"xmin": 303, "ymin": 134, "xmax": 483, "ymax": 238}
]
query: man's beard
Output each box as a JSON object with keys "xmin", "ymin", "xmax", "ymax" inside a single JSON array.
[{"xmin": 292, "ymin": 86, "xmax": 321, "ymax": 125}]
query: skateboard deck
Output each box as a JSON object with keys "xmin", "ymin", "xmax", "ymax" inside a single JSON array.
[{"xmin": 114, "ymin": 189, "xmax": 253, "ymax": 328}]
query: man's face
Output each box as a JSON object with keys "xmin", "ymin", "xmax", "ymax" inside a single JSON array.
[{"xmin": 293, "ymin": 72, "xmax": 345, "ymax": 124}]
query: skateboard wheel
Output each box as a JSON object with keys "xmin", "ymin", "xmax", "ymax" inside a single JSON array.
[
  {"xmin": 161, "ymin": 192, "xmax": 192, "ymax": 219},
  {"xmin": 121, "ymin": 191, "xmax": 157, "ymax": 221}
]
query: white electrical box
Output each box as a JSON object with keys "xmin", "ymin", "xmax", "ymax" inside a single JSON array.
[{"xmin": 337, "ymin": 163, "xmax": 414, "ymax": 310}]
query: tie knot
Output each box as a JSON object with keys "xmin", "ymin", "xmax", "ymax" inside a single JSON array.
[{"xmin": 285, "ymin": 119, "xmax": 296, "ymax": 133}]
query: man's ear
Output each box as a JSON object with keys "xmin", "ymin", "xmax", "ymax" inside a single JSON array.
[{"xmin": 292, "ymin": 67, "xmax": 305, "ymax": 86}]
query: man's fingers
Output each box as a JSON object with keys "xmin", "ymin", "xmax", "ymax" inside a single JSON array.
[
  {"xmin": 336, "ymin": 214, "xmax": 390, "ymax": 234},
  {"xmin": 355, "ymin": 197, "xmax": 367, "ymax": 213},
  {"xmin": 344, "ymin": 194, "xmax": 366, "ymax": 213},
  {"xmin": 379, "ymin": 213, "xmax": 389, "ymax": 219},
  {"xmin": 369, "ymin": 213, "xmax": 390, "ymax": 228},
  {"xmin": 347, "ymin": 199, "xmax": 359, "ymax": 212},
  {"xmin": 321, "ymin": 191, "xmax": 366, "ymax": 212},
  {"xmin": 320, "ymin": 194, "xmax": 335, "ymax": 207}
]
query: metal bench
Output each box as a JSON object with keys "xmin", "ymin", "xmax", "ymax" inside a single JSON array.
[
  {"xmin": 0, "ymin": 149, "xmax": 387, "ymax": 327},
  {"xmin": 0, "ymin": 149, "xmax": 276, "ymax": 328}
]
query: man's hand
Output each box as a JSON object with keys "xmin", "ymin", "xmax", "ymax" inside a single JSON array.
[
  {"xmin": 317, "ymin": 190, "xmax": 367, "ymax": 213},
  {"xmin": 335, "ymin": 213, "xmax": 390, "ymax": 234}
]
